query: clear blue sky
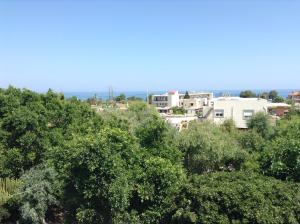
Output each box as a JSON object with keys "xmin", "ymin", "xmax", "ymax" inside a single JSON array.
[{"xmin": 0, "ymin": 0, "xmax": 299, "ymax": 92}]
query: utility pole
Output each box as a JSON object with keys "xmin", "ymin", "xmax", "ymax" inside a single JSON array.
[
  {"xmin": 146, "ymin": 89, "xmax": 149, "ymax": 104},
  {"xmin": 108, "ymin": 86, "xmax": 114, "ymax": 102}
]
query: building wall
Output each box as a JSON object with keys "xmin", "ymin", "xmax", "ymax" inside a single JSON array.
[
  {"xmin": 168, "ymin": 91, "xmax": 180, "ymax": 107},
  {"xmin": 210, "ymin": 98, "xmax": 268, "ymax": 128},
  {"xmin": 288, "ymin": 92, "xmax": 300, "ymax": 104},
  {"xmin": 152, "ymin": 91, "xmax": 212, "ymax": 111},
  {"xmin": 292, "ymin": 96, "xmax": 300, "ymax": 103},
  {"xmin": 180, "ymin": 98, "xmax": 202, "ymax": 108},
  {"xmin": 152, "ymin": 95, "xmax": 168, "ymax": 107}
]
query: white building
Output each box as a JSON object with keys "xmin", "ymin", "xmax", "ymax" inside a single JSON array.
[
  {"xmin": 163, "ymin": 114, "xmax": 198, "ymax": 131},
  {"xmin": 153, "ymin": 91, "xmax": 290, "ymax": 129},
  {"xmin": 152, "ymin": 91, "xmax": 180, "ymax": 108},
  {"xmin": 151, "ymin": 90, "xmax": 213, "ymax": 114},
  {"xmin": 204, "ymin": 97, "xmax": 269, "ymax": 128}
]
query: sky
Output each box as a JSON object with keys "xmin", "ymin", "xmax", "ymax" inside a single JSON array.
[{"xmin": 0, "ymin": 0, "xmax": 300, "ymax": 92}]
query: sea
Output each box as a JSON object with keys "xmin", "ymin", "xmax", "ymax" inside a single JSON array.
[{"xmin": 63, "ymin": 89, "xmax": 297, "ymax": 101}]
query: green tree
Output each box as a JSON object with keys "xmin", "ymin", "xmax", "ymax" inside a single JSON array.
[
  {"xmin": 172, "ymin": 172, "xmax": 300, "ymax": 224},
  {"xmin": 273, "ymin": 95, "xmax": 285, "ymax": 103},
  {"xmin": 259, "ymin": 92, "xmax": 269, "ymax": 99},
  {"xmin": 135, "ymin": 114, "xmax": 168, "ymax": 149},
  {"xmin": 176, "ymin": 121, "xmax": 247, "ymax": 174},
  {"xmin": 269, "ymin": 90, "xmax": 278, "ymax": 100},
  {"xmin": 236, "ymin": 129, "xmax": 265, "ymax": 153},
  {"xmin": 239, "ymin": 90, "xmax": 256, "ymax": 98},
  {"xmin": 16, "ymin": 165, "xmax": 59, "ymax": 224},
  {"xmin": 133, "ymin": 157, "xmax": 186, "ymax": 223},
  {"xmin": 261, "ymin": 116, "xmax": 300, "ymax": 182},
  {"xmin": 127, "ymin": 96, "xmax": 143, "ymax": 101},
  {"xmin": 128, "ymin": 101, "xmax": 149, "ymax": 116},
  {"xmin": 220, "ymin": 119, "xmax": 236, "ymax": 133},
  {"xmin": 183, "ymin": 91, "xmax": 190, "ymax": 99},
  {"xmin": 49, "ymin": 128, "xmax": 139, "ymax": 223},
  {"xmin": 0, "ymin": 87, "xmax": 103, "ymax": 178},
  {"xmin": 115, "ymin": 93, "xmax": 126, "ymax": 102},
  {"xmin": 49, "ymin": 126, "xmax": 185, "ymax": 223},
  {"xmin": 247, "ymin": 112, "xmax": 274, "ymax": 139},
  {"xmin": 171, "ymin": 106, "xmax": 185, "ymax": 115}
]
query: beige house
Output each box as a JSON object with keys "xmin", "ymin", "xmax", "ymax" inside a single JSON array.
[
  {"xmin": 204, "ymin": 97, "xmax": 269, "ymax": 128},
  {"xmin": 288, "ymin": 91, "xmax": 300, "ymax": 105}
]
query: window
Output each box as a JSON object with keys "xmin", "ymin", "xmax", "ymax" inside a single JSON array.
[
  {"xmin": 243, "ymin": 110, "xmax": 254, "ymax": 120},
  {"xmin": 190, "ymin": 103, "xmax": 194, "ymax": 106},
  {"xmin": 214, "ymin": 109, "xmax": 224, "ymax": 118}
]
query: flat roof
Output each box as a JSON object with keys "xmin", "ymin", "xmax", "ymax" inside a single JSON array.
[
  {"xmin": 153, "ymin": 92, "xmax": 212, "ymax": 96},
  {"xmin": 152, "ymin": 93, "xmax": 168, "ymax": 96},
  {"xmin": 213, "ymin": 97, "xmax": 267, "ymax": 101},
  {"xmin": 267, "ymin": 102, "xmax": 291, "ymax": 107}
]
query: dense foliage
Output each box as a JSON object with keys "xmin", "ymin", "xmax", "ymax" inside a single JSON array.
[
  {"xmin": 177, "ymin": 121, "xmax": 247, "ymax": 174},
  {"xmin": 173, "ymin": 172, "xmax": 300, "ymax": 224},
  {"xmin": 239, "ymin": 90, "xmax": 257, "ymax": 98},
  {"xmin": 171, "ymin": 106, "xmax": 186, "ymax": 115},
  {"xmin": 0, "ymin": 87, "xmax": 299, "ymax": 223}
]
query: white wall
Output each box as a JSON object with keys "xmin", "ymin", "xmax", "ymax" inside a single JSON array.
[
  {"xmin": 152, "ymin": 95, "xmax": 168, "ymax": 107},
  {"xmin": 211, "ymin": 98, "xmax": 268, "ymax": 128},
  {"xmin": 168, "ymin": 91, "xmax": 180, "ymax": 107}
]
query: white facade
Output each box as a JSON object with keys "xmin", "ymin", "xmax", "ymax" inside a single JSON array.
[
  {"xmin": 152, "ymin": 94, "xmax": 169, "ymax": 107},
  {"xmin": 152, "ymin": 91, "xmax": 180, "ymax": 108},
  {"xmin": 163, "ymin": 114, "xmax": 198, "ymax": 131},
  {"xmin": 152, "ymin": 91, "xmax": 213, "ymax": 113},
  {"xmin": 205, "ymin": 97, "xmax": 269, "ymax": 128},
  {"xmin": 168, "ymin": 90, "xmax": 180, "ymax": 107},
  {"xmin": 153, "ymin": 91, "xmax": 291, "ymax": 129},
  {"xmin": 180, "ymin": 92, "xmax": 213, "ymax": 101}
]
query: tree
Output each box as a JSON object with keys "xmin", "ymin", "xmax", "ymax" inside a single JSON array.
[
  {"xmin": 247, "ymin": 112, "xmax": 274, "ymax": 139},
  {"xmin": 183, "ymin": 91, "xmax": 190, "ymax": 99},
  {"xmin": 135, "ymin": 114, "xmax": 169, "ymax": 149},
  {"xmin": 273, "ymin": 96, "xmax": 285, "ymax": 103},
  {"xmin": 0, "ymin": 87, "xmax": 103, "ymax": 178},
  {"xmin": 259, "ymin": 92, "xmax": 269, "ymax": 99},
  {"xmin": 49, "ymin": 128, "xmax": 140, "ymax": 223},
  {"xmin": 239, "ymin": 90, "xmax": 256, "ymax": 98},
  {"xmin": 171, "ymin": 106, "xmax": 185, "ymax": 115},
  {"xmin": 172, "ymin": 172, "xmax": 300, "ymax": 224},
  {"xmin": 269, "ymin": 90, "xmax": 278, "ymax": 100},
  {"xmin": 128, "ymin": 101, "xmax": 149, "ymax": 115},
  {"xmin": 261, "ymin": 116, "xmax": 300, "ymax": 182},
  {"xmin": 133, "ymin": 157, "xmax": 186, "ymax": 223},
  {"xmin": 3, "ymin": 86, "xmax": 300, "ymax": 223},
  {"xmin": 236, "ymin": 129, "xmax": 265, "ymax": 153},
  {"xmin": 16, "ymin": 165, "xmax": 59, "ymax": 224},
  {"xmin": 127, "ymin": 96, "xmax": 143, "ymax": 101},
  {"xmin": 49, "ymin": 126, "xmax": 185, "ymax": 223},
  {"xmin": 220, "ymin": 119, "xmax": 236, "ymax": 133},
  {"xmin": 115, "ymin": 93, "xmax": 126, "ymax": 102},
  {"xmin": 1, "ymin": 106, "xmax": 50, "ymax": 175},
  {"xmin": 176, "ymin": 121, "xmax": 247, "ymax": 174}
]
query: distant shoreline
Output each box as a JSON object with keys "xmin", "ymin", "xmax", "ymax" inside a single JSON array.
[{"xmin": 63, "ymin": 89, "xmax": 297, "ymax": 100}]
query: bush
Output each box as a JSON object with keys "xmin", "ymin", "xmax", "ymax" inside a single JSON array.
[
  {"xmin": 176, "ymin": 121, "xmax": 247, "ymax": 174},
  {"xmin": 173, "ymin": 172, "xmax": 300, "ymax": 224}
]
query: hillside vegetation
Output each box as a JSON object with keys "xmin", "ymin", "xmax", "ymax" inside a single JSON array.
[{"xmin": 0, "ymin": 86, "xmax": 299, "ymax": 224}]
